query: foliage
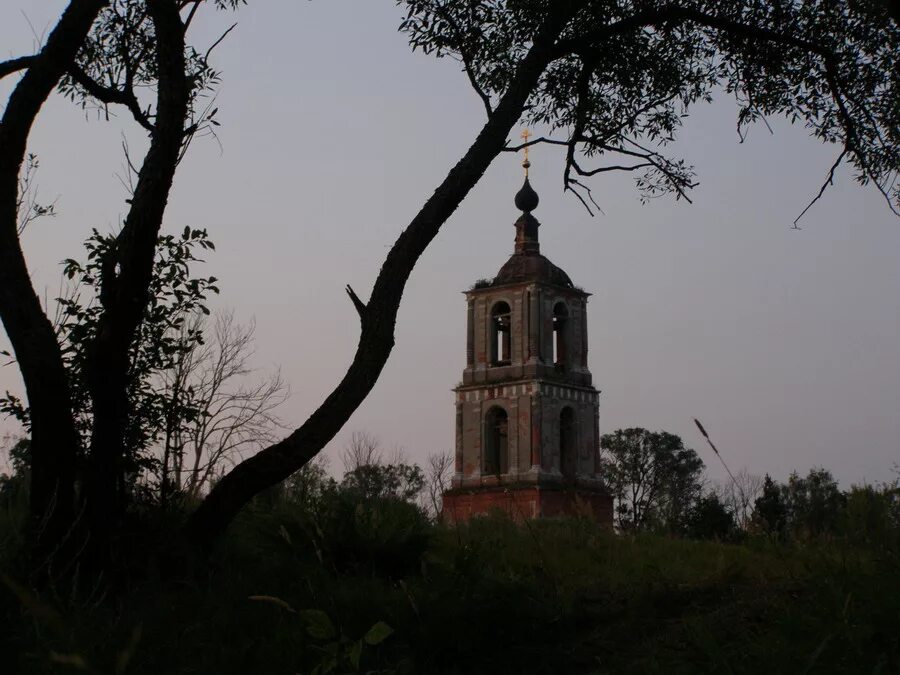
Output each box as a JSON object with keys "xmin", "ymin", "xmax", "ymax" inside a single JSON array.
[
  {"xmin": 841, "ymin": 482, "xmax": 900, "ymax": 551},
  {"xmin": 2, "ymin": 229, "xmax": 218, "ymax": 491},
  {"xmin": 753, "ymin": 473, "xmax": 788, "ymax": 538},
  {"xmin": 686, "ymin": 492, "xmax": 736, "ymax": 541},
  {"xmin": 0, "ymin": 437, "xmax": 30, "ymax": 503},
  {"xmin": 3, "ymin": 505, "xmax": 900, "ymax": 674},
  {"xmin": 782, "ymin": 467, "xmax": 846, "ymax": 539},
  {"xmin": 341, "ymin": 463, "xmax": 426, "ymax": 503},
  {"xmin": 400, "ymin": 0, "xmax": 900, "ymax": 219},
  {"xmin": 600, "ymin": 427, "xmax": 704, "ymax": 532}
]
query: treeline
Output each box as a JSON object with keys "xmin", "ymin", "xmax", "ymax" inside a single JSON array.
[{"xmin": 600, "ymin": 427, "xmax": 900, "ymax": 547}]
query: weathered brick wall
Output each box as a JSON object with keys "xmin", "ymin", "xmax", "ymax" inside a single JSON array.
[{"xmin": 443, "ymin": 485, "xmax": 613, "ymax": 525}]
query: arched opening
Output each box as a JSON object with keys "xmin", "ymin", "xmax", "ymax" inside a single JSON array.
[
  {"xmin": 552, "ymin": 302, "xmax": 568, "ymax": 368},
  {"xmin": 559, "ymin": 407, "xmax": 576, "ymax": 479},
  {"xmin": 490, "ymin": 301, "xmax": 512, "ymax": 366},
  {"xmin": 483, "ymin": 407, "xmax": 509, "ymax": 475}
]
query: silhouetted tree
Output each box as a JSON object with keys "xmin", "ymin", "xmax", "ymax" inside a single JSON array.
[
  {"xmin": 715, "ymin": 468, "xmax": 764, "ymax": 530},
  {"xmin": 783, "ymin": 467, "xmax": 845, "ymax": 538},
  {"xmin": 0, "ymin": 0, "xmax": 241, "ymax": 570},
  {"xmin": 753, "ymin": 474, "xmax": 788, "ymax": 539},
  {"xmin": 600, "ymin": 428, "xmax": 704, "ymax": 532},
  {"xmin": 687, "ymin": 492, "xmax": 736, "ymax": 541}
]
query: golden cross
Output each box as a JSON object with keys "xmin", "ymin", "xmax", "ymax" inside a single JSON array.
[{"xmin": 520, "ymin": 128, "xmax": 532, "ymax": 176}]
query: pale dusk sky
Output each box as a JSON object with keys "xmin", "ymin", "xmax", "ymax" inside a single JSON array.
[{"xmin": 2, "ymin": 2, "xmax": 898, "ymax": 487}]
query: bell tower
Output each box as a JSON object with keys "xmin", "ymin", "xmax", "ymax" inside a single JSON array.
[{"xmin": 442, "ymin": 158, "xmax": 612, "ymax": 524}]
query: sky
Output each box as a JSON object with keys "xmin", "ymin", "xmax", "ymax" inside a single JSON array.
[{"xmin": 1, "ymin": 2, "xmax": 898, "ymax": 488}]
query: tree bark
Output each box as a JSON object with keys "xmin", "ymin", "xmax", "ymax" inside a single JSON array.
[
  {"xmin": 184, "ymin": 3, "xmax": 584, "ymax": 552},
  {"xmin": 83, "ymin": 0, "xmax": 189, "ymax": 556},
  {"xmin": 0, "ymin": 0, "xmax": 108, "ymax": 564}
]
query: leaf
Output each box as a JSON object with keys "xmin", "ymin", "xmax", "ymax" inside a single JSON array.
[
  {"xmin": 363, "ymin": 621, "xmax": 394, "ymax": 646},
  {"xmin": 182, "ymin": 225, "xmax": 190, "ymax": 240},
  {"xmin": 247, "ymin": 595, "xmax": 296, "ymax": 613},
  {"xmin": 301, "ymin": 609, "xmax": 336, "ymax": 641},
  {"xmin": 348, "ymin": 641, "xmax": 362, "ymax": 670}
]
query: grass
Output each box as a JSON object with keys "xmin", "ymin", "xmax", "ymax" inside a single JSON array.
[{"xmin": 1, "ymin": 505, "xmax": 898, "ymax": 674}]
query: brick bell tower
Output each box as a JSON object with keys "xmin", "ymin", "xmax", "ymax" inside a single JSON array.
[{"xmin": 442, "ymin": 156, "xmax": 613, "ymax": 524}]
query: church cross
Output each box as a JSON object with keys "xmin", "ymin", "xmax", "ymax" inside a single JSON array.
[{"xmin": 520, "ymin": 128, "xmax": 532, "ymax": 176}]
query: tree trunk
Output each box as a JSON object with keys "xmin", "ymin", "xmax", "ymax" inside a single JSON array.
[
  {"xmin": 0, "ymin": 0, "xmax": 108, "ymax": 568},
  {"xmin": 184, "ymin": 3, "xmax": 583, "ymax": 552},
  {"xmin": 83, "ymin": 0, "xmax": 188, "ymax": 561}
]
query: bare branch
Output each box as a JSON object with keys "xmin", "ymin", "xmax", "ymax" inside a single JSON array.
[
  {"xmin": 204, "ymin": 22, "xmax": 237, "ymax": 62},
  {"xmin": 792, "ymin": 148, "xmax": 848, "ymax": 229},
  {"xmin": 502, "ymin": 136, "xmax": 569, "ymax": 153}
]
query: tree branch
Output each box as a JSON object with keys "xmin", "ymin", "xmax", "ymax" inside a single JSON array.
[
  {"xmin": 0, "ymin": 55, "xmax": 37, "ymax": 81},
  {"xmin": 67, "ymin": 64, "xmax": 154, "ymax": 132},
  {"xmin": 792, "ymin": 147, "xmax": 848, "ymax": 229},
  {"xmin": 344, "ymin": 284, "xmax": 367, "ymax": 319}
]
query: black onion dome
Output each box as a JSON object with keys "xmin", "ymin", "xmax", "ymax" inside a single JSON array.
[
  {"xmin": 514, "ymin": 177, "xmax": 539, "ymax": 212},
  {"xmin": 493, "ymin": 253, "xmax": 573, "ymax": 288}
]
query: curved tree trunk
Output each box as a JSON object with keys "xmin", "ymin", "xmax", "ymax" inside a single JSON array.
[
  {"xmin": 0, "ymin": 0, "xmax": 108, "ymax": 568},
  {"xmin": 83, "ymin": 0, "xmax": 189, "ymax": 563},
  {"xmin": 184, "ymin": 3, "xmax": 583, "ymax": 552}
]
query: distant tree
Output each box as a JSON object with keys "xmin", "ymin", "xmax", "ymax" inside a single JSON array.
[
  {"xmin": 657, "ymin": 445, "xmax": 705, "ymax": 533},
  {"xmin": 752, "ymin": 474, "xmax": 788, "ymax": 539},
  {"xmin": 841, "ymin": 482, "xmax": 900, "ymax": 548},
  {"xmin": 783, "ymin": 467, "xmax": 845, "ymax": 538},
  {"xmin": 342, "ymin": 463, "xmax": 426, "ymax": 504},
  {"xmin": 715, "ymin": 468, "xmax": 764, "ymax": 530},
  {"xmin": 423, "ymin": 451, "xmax": 454, "ymax": 520},
  {"xmin": 281, "ymin": 454, "xmax": 336, "ymax": 513},
  {"xmin": 687, "ymin": 492, "xmax": 736, "ymax": 541},
  {"xmin": 600, "ymin": 428, "xmax": 704, "ymax": 532},
  {"xmin": 159, "ymin": 311, "xmax": 288, "ymax": 506},
  {"xmin": 341, "ymin": 431, "xmax": 384, "ymax": 474},
  {"xmin": 0, "ymin": 435, "xmax": 30, "ymax": 501}
]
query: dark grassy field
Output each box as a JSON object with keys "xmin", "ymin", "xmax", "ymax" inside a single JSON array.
[{"xmin": 2, "ymin": 498, "xmax": 898, "ymax": 675}]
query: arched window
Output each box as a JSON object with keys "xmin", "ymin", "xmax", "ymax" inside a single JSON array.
[
  {"xmin": 483, "ymin": 407, "xmax": 509, "ymax": 475},
  {"xmin": 490, "ymin": 301, "xmax": 511, "ymax": 366},
  {"xmin": 552, "ymin": 302, "xmax": 568, "ymax": 368},
  {"xmin": 559, "ymin": 407, "xmax": 576, "ymax": 479}
]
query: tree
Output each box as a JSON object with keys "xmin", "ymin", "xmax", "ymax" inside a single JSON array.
[
  {"xmin": 715, "ymin": 468, "xmax": 764, "ymax": 531},
  {"xmin": 600, "ymin": 428, "xmax": 704, "ymax": 532},
  {"xmin": 0, "ymin": 435, "xmax": 31, "ymax": 502},
  {"xmin": 2, "ymin": 1, "xmax": 898, "ymax": 565},
  {"xmin": 159, "ymin": 311, "xmax": 288, "ymax": 506},
  {"xmin": 341, "ymin": 431, "xmax": 384, "ymax": 475},
  {"xmin": 337, "ymin": 433, "xmax": 425, "ymax": 503},
  {"xmin": 687, "ymin": 492, "xmax": 736, "ymax": 541},
  {"xmin": 753, "ymin": 474, "xmax": 787, "ymax": 539},
  {"xmin": 0, "ymin": 0, "xmax": 241, "ymax": 568},
  {"xmin": 423, "ymin": 451, "xmax": 454, "ymax": 520},
  {"xmin": 783, "ymin": 467, "xmax": 845, "ymax": 538}
]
